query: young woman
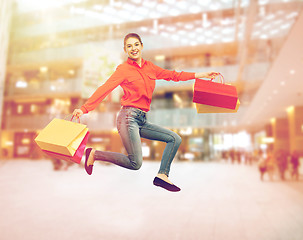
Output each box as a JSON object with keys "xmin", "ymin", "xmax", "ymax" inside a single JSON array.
[{"xmin": 73, "ymin": 33, "xmax": 219, "ymax": 192}]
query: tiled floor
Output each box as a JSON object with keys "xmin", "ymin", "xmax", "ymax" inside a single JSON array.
[{"xmin": 0, "ymin": 159, "xmax": 302, "ymax": 240}]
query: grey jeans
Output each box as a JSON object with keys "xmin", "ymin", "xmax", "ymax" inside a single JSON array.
[{"xmin": 94, "ymin": 107, "xmax": 182, "ymax": 176}]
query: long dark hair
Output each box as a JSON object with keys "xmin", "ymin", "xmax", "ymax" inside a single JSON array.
[{"xmin": 124, "ymin": 33, "xmax": 143, "ymax": 48}]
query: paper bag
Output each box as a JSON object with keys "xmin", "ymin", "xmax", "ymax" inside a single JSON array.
[
  {"xmin": 195, "ymin": 99, "xmax": 240, "ymax": 113},
  {"xmin": 193, "ymin": 75, "xmax": 238, "ymax": 110},
  {"xmin": 42, "ymin": 131, "xmax": 89, "ymax": 164},
  {"xmin": 35, "ymin": 118, "xmax": 88, "ymax": 156}
]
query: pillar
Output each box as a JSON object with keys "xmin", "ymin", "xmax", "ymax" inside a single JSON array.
[
  {"xmin": 0, "ymin": 0, "xmax": 13, "ymax": 159},
  {"xmin": 287, "ymin": 106, "xmax": 303, "ymax": 155},
  {"xmin": 271, "ymin": 118, "xmax": 289, "ymax": 153}
]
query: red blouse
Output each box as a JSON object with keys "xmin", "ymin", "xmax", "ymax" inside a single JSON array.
[{"xmin": 80, "ymin": 58, "xmax": 195, "ymax": 113}]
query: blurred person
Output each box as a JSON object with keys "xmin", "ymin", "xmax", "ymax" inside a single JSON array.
[
  {"xmin": 290, "ymin": 150, "xmax": 300, "ymax": 181},
  {"xmin": 229, "ymin": 148, "xmax": 235, "ymax": 164},
  {"xmin": 73, "ymin": 33, "xmax": 219, "ymax": 192},
  {"xmin": 266, "ymin": 150, "xmax": 275, "ymax": 181},
  {"xmin": 275, "ymin": 149, "xmax": 288, "ymax": 181},
  {"xmin": 258, "ymin": 154, "xmax": 267, "ymax": 181},
  {"xmin": 236, "ymin": 150, "xmax": 241, "ymax": 164},
  {"xmin": 51, "ymin": 158, "xmax": 74, "ymax": 171}
]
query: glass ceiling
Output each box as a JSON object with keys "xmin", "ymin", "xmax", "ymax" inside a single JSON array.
[{"xmin": 13, "ymin": 0, "xmax": 302, "ymax": 47}]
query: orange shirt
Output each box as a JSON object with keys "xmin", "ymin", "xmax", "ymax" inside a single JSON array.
[{"xmin": 81, "ymin": 58, "xmax": 196, "ymax": 113}]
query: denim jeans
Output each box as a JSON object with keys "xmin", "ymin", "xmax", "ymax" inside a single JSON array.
[{"xmin": 94, "ymin": 107, "xmax": 182, "ymax": 176}]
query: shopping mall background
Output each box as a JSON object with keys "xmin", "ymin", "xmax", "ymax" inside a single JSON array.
[{"xmin": 0, "ymin": 0, "xmax": 303, "ymax": 164}]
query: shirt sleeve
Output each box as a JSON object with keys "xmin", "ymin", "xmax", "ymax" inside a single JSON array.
[
  {"xmin": 151, "ymin": 62, "xmax": 196, "ymax": 82},
  {"xmin": 80, "ymin": 65, "xmax": 125, "ymax": 113}
]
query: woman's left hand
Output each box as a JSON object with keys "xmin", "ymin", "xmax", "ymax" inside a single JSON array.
[{"xmin": 195, "ymin": 72, "xmax": 220, "ymax": 79}]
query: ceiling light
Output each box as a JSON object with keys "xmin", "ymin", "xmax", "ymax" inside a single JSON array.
[
  {"xmin": 160, "ymin": 32, "xmax": 169, "ymax": 37},
  {"xmin": 171, "ymin": 34, "xmax": 179, "ymax": 41},
  {"xmin": 221, "ymin": 18, "xmax": 232, "ymax": 25},
  {"xmin": 40, "ymin": 66, "xmax": 48, "ymax": 73},
  {"xmin": 167, "ymin": 26, "xmax": 176, "ymax": 32},
  {"xmin": 190, "ymin": 41, "xmax": 198, "ymax": 46},
  {"xmin": 290, "ymin": 69, "xmax": 295, "ymax": 75},
  {"xmin": 222, "ymin": 37, "xmax": 234, "ymax": 43},
  {"xmin": 136, "ymin": 7, "xmax": 149, "ymax": 16},
  {"xmin": 188, "ymin": 32, "xmax": 196, "ymax": 38},
  {"xmin": 280, "ymin": 23, "xmax": 292, "ymax": 29},
  {"xmin": 266, "ymin": 14, "xmax": 275, "ymax": 20},
  {"xmin": 156, "ymin": 3, "xmax": 169, "ymax": 13},
  {"xmin": 142, "ymin": 1, "xmax": 156, "ymax": 8},
  {"xmin": 287, "ymin": 106, "xmax": 294, "ymax": 113},
  {"xmin": 259, "ymin": 0, "xmax": 269, "ymax": 5},
  {"xmin": 169, "ymin": 9, "xmax": 180, "ymax": 16},
  {"xmin": 93, "ymin": 5, "xmax": 103, "ymax": 11},
  {"xmin": 184, "ymin": 24, "xmax": 194, "ymax": 30},
  {"xmin": 140, "ymin": 26, "xmax": 148, "ymax": 32},
  {"xmin": 131, "ymin": 0, "xmax": 141, "ymax": 4},
  {"xmin": 15, "ymin": 80, "xmax": 28, "ymax": 88},
  {"xmin": 176, "ymin": 1, "xmax": 187, "ymax": 9},
  {"xmin": 189, "ymin": 5, "xmax": 201, "ymax": 14},
  {"xmin": 210, "ymin": 3, "xmax": 220, "ymax": 10},
  {"xmin": 155, "ymin": 55, "xmax": 166, "ymax": 61},
  {"xmin": 196, "ymin": 27, "xmax": 203, "ymax": 33},
  {"xmin": 286, "ymin": 12, "xmax": 298, "ymax": 19}
]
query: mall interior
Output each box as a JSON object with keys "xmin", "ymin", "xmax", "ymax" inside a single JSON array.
[{"xmin": 0, "ymin": 0, "xmax": 303, "ymax": 165}]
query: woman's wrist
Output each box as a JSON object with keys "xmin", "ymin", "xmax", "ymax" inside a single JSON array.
[
  {"xmin": 195, "ymin": 73, "xmax": 205, "ymax": 78},
  {"xmin": 195, "ymin": 71, "xmax": 220, "ymax": 79}
]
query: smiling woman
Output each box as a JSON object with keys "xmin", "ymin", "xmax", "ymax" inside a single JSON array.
[
  {"xmin": 73, "ymin": 33, "xmax": 219, "ymax": 192},
  {"xmin": 123, "ymin": 33, "xmax": 144, "ymax": 66}
]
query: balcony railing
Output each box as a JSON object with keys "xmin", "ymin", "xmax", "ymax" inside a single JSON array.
[
  {"xmin": 5, "ymin": 62, "xmax": 270, "ymax": 98},
  {"xmin": 3, "ymin": 106, "xmax": 245, "ymax": 131}
]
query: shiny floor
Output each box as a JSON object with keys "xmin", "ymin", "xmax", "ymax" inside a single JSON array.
[{"xmin": 0, "ymin": 159, "xmax": 302, "ymax": 240}]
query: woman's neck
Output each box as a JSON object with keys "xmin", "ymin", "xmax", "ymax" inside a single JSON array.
[{"xmin": 135, "ymin": 58, "xmax": 142, "ymax": 67}]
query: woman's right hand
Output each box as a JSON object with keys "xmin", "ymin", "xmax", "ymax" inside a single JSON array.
[{"xmin": 73, "ymin": 109, "xmax": 83, "ymax": 118}]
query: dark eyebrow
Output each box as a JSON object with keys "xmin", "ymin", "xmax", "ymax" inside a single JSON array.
[{"xmin": 127, "ymin": 41, "xmax": 140, "ymax": 46}]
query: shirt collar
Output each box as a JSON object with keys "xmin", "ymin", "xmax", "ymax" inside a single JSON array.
[{"xmin": 127, "ymin": 58, "xmax": 146, "ymax": 67}]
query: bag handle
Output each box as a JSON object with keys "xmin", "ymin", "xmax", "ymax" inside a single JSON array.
[
  {"xmin": 64, "ymin": 114, "xmax": 81, "ymax": 123},
  {"xmin": 210, "ymin": 73, "xmax": 225, "ymax": 84},
  {"xmin": 195, "ymin": 73, "xmax": 225, "ymax": 84}
]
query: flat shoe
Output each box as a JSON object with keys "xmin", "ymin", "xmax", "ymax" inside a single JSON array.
[
  {"xmin": 153, "ymin": 177, "xmax": 181, "ymax": 192},
  {"xmin": 85, "ymin": 148, "xmax": 94, "ymax": 175}
]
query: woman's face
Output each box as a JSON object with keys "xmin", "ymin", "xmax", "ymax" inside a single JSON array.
[{"xmin": 124, "ymin": 37, "xmax": 143, "ymax": 62}]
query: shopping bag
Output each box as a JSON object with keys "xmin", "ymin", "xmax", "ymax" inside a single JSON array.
[
  {"xmin": 193, "ymin": 74, "xmax": 238, "ymax": 110},
  {"xmin": 195, "ymin": 99, "xmax": 240, "ymax": 113},
  {"xmin": 35, "ymin": 118, "xmax": 88, "ymax": 157},
  {"xmin": 42, "ymin": 131, "xmax": 89, "ymax": 164}
]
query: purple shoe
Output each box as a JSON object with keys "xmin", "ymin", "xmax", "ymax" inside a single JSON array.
[
  {"xmin": 153, "ymin": 177, "xmax": 181, "ymax": 192},
  {"xmin": 84, "ymin": 148, "xmax": 94, "ymax": 175}
]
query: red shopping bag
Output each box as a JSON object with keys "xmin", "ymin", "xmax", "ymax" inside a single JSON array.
[
  {"xmin": 193, "ymin": 74, "xmax": 238, "ymax": 110},
  {"xmin": 42, "ymin": 131, "xmax": 89, "ymax": 164}
]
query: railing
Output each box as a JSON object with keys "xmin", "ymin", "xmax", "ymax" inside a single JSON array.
[
  {"xmin": 5, "ymin": 62, "xmax": 270, "ymax": 97},
  {"xmin": 4, "ymin": 112, "xmax": 116, "ymax": 131},
  {"xmin": 5, "ymin": 77, "xmax": 82, "ymax": 96},
  {"xmin": 3, "ymin": 106, "xmax": 246, "ymax": 131}
]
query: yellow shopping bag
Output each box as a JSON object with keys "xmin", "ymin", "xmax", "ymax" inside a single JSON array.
[
  {"xmin": 35, "ymin": 118, "xmax": 88, "ymax": 156},
  {"xmin": 195, "ymin": 99, "xmax": 240, "ymax": 113}
]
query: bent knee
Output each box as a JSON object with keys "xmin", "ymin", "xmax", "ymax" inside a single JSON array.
[
  {"xmin": 128, "ymin": 155, "xmax": 142, "ymax": 170},
  {"xmin": 132, "ymin": 161, "xmax": 142, "ymax": 170},
  {"xmin": 173, "ymin": 134, "xmax": 182, "ymax": 146}
]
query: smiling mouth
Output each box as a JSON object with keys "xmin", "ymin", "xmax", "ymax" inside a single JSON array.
[{"xmin": 131, "ymin": 50, "xmax": 139, "ymax": 56}]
